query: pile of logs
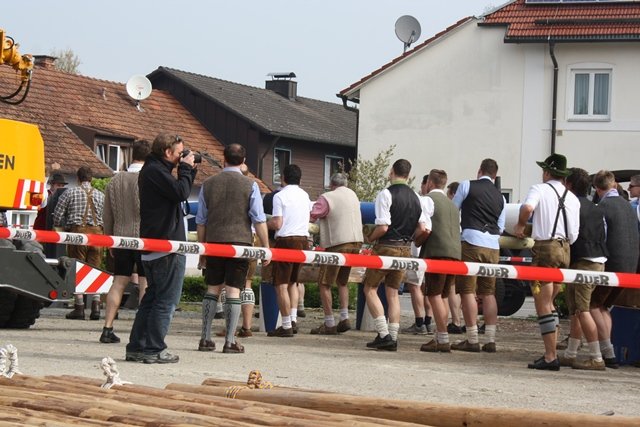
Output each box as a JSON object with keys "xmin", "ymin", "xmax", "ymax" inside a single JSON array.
[{"xmin": 0, "ymin": 373, "xmax": 639, "ymax": 426}]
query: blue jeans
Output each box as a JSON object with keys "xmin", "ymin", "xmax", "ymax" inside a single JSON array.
[{"xmin": 126, "ymin": 253, "xmax": 186, "ymax": 355}]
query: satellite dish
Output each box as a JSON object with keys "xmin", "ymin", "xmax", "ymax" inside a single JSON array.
[
  {"xmin": 126, "ymin": 75, "xmax": 152, "ymax": 101},
  {"xmin": 395, "ymin": 15, "xmax": 421, "ymax": 53}
]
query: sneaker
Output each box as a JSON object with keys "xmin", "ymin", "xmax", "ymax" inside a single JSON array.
[
  {"xmin": 238, "ymin": 327, "xmax": 253, "ymax": 338},
  {"xmin": 527, "ymin": 356, "xmax": 560, "ymax": 371},
  {"xmin": 447, "ymin": 323, "xmax": 464, "ymax": 334},
  {"xmin": 297, "ymin": 309, "xmax": 306, "ymax": 318},
  {"xmin": 572, "ymin": 358, "xmax": 606, "ymax": 371},
  {"xmin": 267, "ymin": 326, "xmax": 294, "ymax": 337},
  {"xmin": 420, "ymin": 339, "xmax": 451, "ymax": 353},
  {"xmin": 310, "ymin": 323, "xmax": 338, "ymax": 335},
  {"xmin": 222, "ymin": 341, "xmax": 245, "ymax": 354},
  {"xmin": 481, "ymin": 342, "xmax": 496, "ymax": 353},
  {"xmin": 336, "ymin": 319, "xmax": 351, "ymax": 333},
  {"xmin": 558, "ymin": 356, "xmax": 576, "ymax": 367},
  {"xmin": 198, "ymin": 339, "xmax": 216, "ymax": 352},
  {"xmin": 366, "ymin": 334, "xmax": 396, "ymax": 350},
  {"xmin": 426, "ymin": 323, "xmax": 436, "ymax": 334},
  {"xmin": 143, "ymin": 349, "xmax": 179, "ymax": 364},
  {"xmin": 291, "ymin": 321, "xmax": 298, "ymax": 334},
  {"xmin": 401, "ymin": 323, "xmax": 428, "ymax": 335},
  {"xmin": 125, "ymin": 351, "xmax": 145, "ymax": 362},
  {"xmin": 99, "ymin": 328, "xmax": 120, "ymax": 344},
  {"xmin": 604, "ymin": 357, "xmax": 620, "ymax": 369},
  {"xmin": 451, "ymin": 340, "xmax": 480, "ymax": 352}
]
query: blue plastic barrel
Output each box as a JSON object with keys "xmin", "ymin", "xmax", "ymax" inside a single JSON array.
[{"xmin": 259, "ymin": 282, "xmax": 281, "ymax": 332}]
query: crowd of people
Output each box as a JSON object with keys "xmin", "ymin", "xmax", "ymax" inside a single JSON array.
[{"xmin": 32, "ymin": 132, "xmax": 639, "ymax": 370}]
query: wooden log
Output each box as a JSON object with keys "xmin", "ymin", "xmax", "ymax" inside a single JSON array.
[
  {"xmin": 165, "ymin": 383, "xmax": 640, "ymax": 427},
  {"xmin": 0, "ymin": 404, "xmax": 139, "ymax": 426},
  {"xmin": 0, "ymin": 385, "xmax": 246, "ymax": 426},
  {"xmin": 17, "ymin": 375, "xmax": 418, "ymax": 427},
  {"xmin": 201, "ymin": 376, "xmax": 333, "ymax": 393}
]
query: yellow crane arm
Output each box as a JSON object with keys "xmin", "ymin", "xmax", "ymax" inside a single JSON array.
[{"xmin": 0, "ymin": 29, "xmax": 33, "ymax": 82}]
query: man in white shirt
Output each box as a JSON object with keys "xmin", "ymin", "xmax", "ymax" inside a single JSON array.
[
  {"xmin": 267, "ymin": 164, "xmax": 311, "ymax": 337},
  {"xmin": 514, "ymin": 153, "xmax": 580, "ymax": 371}
]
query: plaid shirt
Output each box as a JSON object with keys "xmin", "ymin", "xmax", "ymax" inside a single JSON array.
[{"xmin": 53, "ymin": 182, "xmax": 105, "ymax": 227}]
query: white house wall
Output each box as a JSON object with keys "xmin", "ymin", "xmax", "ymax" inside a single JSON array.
[
  {"xmin": 356, "ymin": 21, "xmax": 640, "ymax": 202},
  {"xmin": 357, "ymin": 22, "xmax": 528, "ymax": 200}
]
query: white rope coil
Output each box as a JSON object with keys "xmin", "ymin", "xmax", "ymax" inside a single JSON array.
[
  {"xmin": 0, "ymin": 344, "xmax": 23, "ymax": 378},
  {"xmin": 100, "ymin": 356, "xmax": 131, "ymax": 389}
]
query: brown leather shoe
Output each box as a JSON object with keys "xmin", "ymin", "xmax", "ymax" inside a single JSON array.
[
  {"xmin": 573, "ymin": 358, "xmax": 606, "ymax": 371},
  {"xmin": 482, "ymin": 342, "xmax": 496, "ymax": 353},
  {"xmin": 451, "ymin": 340, "xmax": 480, "ymax": 352},
  {"xmin": 238, "ymin": 327, "xmax": 253, "ymax": 338},
  {"xmin": 336, "ymin": 319, "xmax": 351, "ymax": 333},
  {"xmin": 198, "ymin": 339, "xmax": 216, "ymax": 351},
  {"xmin": 420, "ymin": 339, "xmax": 451, "ymax": 353},
  {"xmin": 89, "ymin": 300, "xmax": 101, "ymax": 320},
  {"xmin": 65, "ymin": 304, "xmax": 85, "ymax": 320},
  {"xmin": 267, "ymin": 326, "xmax": 294, "ymax": 337},
  {"xmin": 222, "ymin": 341, "xmax": 245, "ymax": 354},
  {"xmin": 558, "ymin": 355, "xmax": 576, "ymax": 367},
  {"xmin": 310, "ymin": 323, "xmax": 338, "ymax": 335}
]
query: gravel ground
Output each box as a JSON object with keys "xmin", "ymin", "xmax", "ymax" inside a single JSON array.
[{"xmin": 2, "ymin": 303, "xmax": 640, "ymax": 420}]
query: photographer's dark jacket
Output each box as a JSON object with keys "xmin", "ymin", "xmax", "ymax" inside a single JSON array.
[{"xmin": 139, "ymin": 153, "xmax": 196, "ymax": 242}]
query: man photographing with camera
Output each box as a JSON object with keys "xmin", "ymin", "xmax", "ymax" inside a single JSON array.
[{"xmin": 126, "ymin": 133, "xmax": 197, "ymax": 364}]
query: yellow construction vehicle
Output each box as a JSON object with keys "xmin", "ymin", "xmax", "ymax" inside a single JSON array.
[{"xmin": 0, "ymin": 28, "xmax": 33, "ymax": 104}]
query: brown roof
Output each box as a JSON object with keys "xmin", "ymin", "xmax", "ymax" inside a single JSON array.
[
  {"xmin": 0, "ymin": 61, "xmax": 256, "ymax": 188},
  {"xmin": 339, "ymin": 17, "xmax": 474, "ymax": 98},
  {"xmin": 481, "ymin": 0, "xmax": 640, "ymax": 42}
]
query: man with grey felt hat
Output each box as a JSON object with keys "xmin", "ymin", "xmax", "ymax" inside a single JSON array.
[{"xmin": 514, "ymin": 153, "xmax": 580, "ymax": 371}]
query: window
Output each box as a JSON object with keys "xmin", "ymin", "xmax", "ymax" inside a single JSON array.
[
  {"xmin": 96, "ymin": 143, "xmax": 128, "ymax": 171},
  {"xmin": 324, "ymin": 156, "xmax": 344, "ymax": 188},
  {"xmin": 273, "ymin": 148, "xmax": 291, "ymax": 185},
  {"xmin": 569, "ymin": 68, "xmax": 611, "ymax": 121}
]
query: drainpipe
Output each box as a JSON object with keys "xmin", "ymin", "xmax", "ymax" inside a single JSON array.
[
  {"xmin": 258, "ymin": 135, "xmax": 280, "ymax": 182},
  {"xmin": 549, "ymin": 40, "xmax": 558, "ymax": 155},
  {"xmin": 340, "ymin": 94, "xmax": 359, "ymax": 168}
]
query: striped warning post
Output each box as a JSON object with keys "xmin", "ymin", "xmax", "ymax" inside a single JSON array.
[
  {"xmin": 74, "ymin": 261, "xmax": 113, "ymax": 294},
  {"xmin": 2, "ymin": 226, "xmax": 639, "ymax": 289}
]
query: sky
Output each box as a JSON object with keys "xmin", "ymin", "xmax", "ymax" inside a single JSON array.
[{"xmin": 4, "ymin": 1, "xmax": 501, "ymax": 103}]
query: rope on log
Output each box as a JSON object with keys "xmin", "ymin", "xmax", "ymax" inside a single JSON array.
[
  {"xmin": 0, "ymin": 344, "xmax": 22, "ymax": 378},
  {"xmin": 225, "ymin": 370, "xmax": 273, "ymax": 399},
  {"xmin": 100, "ymin": 357, "xmax": 131, "ymax": 389}
]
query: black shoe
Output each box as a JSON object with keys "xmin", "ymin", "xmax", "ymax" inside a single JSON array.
[
  {"xmin": 447, "ymin": 323, "xmax": 464, "ymax": 334},
  {"xmin": 527, "ymin": 356, "xmax": 560, "ymax": 371},
  {"xmin": 292, "ymin": 321, "xmax": 298, "ymax": 334},
  {"xmin": 214, "ymin": 311, "xmax": 224, "ymax": 319},
  {"xmin": 297, "ymin": 309, "xmax": 306, "ymax": 318},
  {"xmin": 366, "ymin": 334, "xmax": 396, "ymax": 350},
  {"xmin": 143, "ymin": 350, "xmax": 179, "ymax": 364},
  {"xmin": 125, "ymin": 351, "xmax": 145, "ymax": 362},
  {"xmin": 99, "ymin": 328, "xmax": 120, "ymax": 344},
  {"xmin": 604, "ymin": 357, "xmax": 620, "ymax": 369}
]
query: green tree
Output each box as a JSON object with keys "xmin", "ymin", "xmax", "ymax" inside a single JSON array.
[
  {"xmin": 50, "ymin": 48, "xmax": 81, "ymax": 74},
  {"xmin": 346, "ymin": 145, "xmax": 396, "ymax": 202}
]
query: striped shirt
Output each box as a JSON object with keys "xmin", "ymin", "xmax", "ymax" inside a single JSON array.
[{"xmin": 53, "ymin": 181, "xmax": 105, "ymax": 227}]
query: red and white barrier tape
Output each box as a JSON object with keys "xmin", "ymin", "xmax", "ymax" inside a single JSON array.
[{"xmin": 2, "ymin": 227, "xmax": 639, "ymax": 289}]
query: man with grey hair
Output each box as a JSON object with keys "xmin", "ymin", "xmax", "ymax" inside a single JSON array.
[{"xmin": 309, "ymin": 173, "xmax": 363, "ymax": 334}]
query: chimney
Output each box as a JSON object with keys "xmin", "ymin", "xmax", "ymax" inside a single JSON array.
[
  {"xmin": 33, "ymin": 55, "xmax": 57, "ymax": 69},
  {"xmin": 265, "ymin": 72, "xmax": 297, "ymax": 100}
]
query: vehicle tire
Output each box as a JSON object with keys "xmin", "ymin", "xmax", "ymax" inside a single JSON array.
[
  {"xmin": 5, "ymin": 295, "xmax": 43, "ymax": 329},
  {"xmin": 497, "ymin": 279, "xmax": 527, "ymax": 316},
  {"xmin": 0, "ymin": 289, "xmax": 18, "ymax": 328}
]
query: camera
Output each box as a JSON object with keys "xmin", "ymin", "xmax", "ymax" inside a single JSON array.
[{"xmin": 181, "ymin": 149, "xmax": 202, "ymax": 164}]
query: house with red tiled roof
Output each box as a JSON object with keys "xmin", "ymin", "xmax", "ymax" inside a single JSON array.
[{"xmin": 340, "ymin": 0, "xmax": 640, "ymax": 202}]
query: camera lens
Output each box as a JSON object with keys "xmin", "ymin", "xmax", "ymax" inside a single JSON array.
[{"xmin": 193, "ymin": 153, "xmax": 202, "ymax": 163}]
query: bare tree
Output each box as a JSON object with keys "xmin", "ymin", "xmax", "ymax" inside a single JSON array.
[{"xmin": 50, "ymin": 48, "xmax": 81, "ymax": 74}]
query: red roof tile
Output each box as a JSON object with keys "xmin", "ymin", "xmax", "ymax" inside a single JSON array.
[
  {"xmin": 0, "ymin": 63, "xmax": 267, "ymax": 190},
  {"xmin": 482, "ymin": 0, "xmax": 640, "ymax": 41}
]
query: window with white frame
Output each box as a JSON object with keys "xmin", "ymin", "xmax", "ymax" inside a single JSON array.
[
  {"xmin": 324, "ymin": 156, "xmax": 344, "ymax": 188},
  {"xmin": 568, "ymin": 67, "xmax": 612, "ymax": 121},
  {"xmin": 96, "ymin": 143, "xmax": 128, "ymax": 171},
  {"xmin": 273, "ymin": 148, "xmax": 291, "ymax": 185}
]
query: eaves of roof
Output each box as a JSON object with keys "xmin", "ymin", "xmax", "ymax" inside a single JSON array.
[{"xmin": 339, "ymin": 17, "xmax": 475, "ymax": 99}]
